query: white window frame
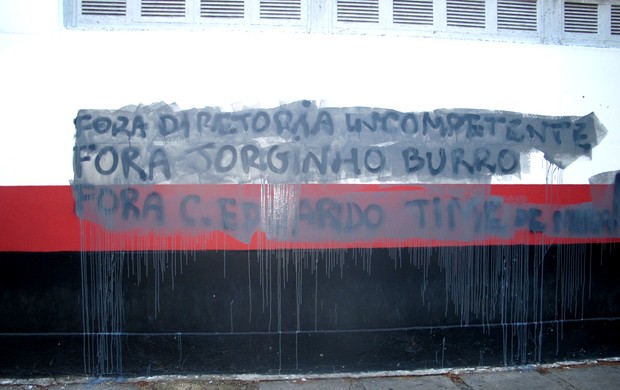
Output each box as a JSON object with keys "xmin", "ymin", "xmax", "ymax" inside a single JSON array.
[
  {"xmin": 64, "ymin": 0, "xmax": 620, "ymax": 48},
  {"xmin": 330, "ymin": 0, "xmax": 541, "ymax": 41},
  {"xmin": 559, "ymin": 0, "xmax": 620, "ymax": 45},
  {"xmin": 66, "ymin": 0, "xmax": 308, "ymax": 30}
]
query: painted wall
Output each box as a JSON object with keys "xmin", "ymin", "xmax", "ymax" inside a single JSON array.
[
  {"xmin": 1, "ymin": 1, "xmax": 620, "ymax": 187},
  {"xmin": 2, "ymin": 0, "xmax": 620, "ymax": 378}
]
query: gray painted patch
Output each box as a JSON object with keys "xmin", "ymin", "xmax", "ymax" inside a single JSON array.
[
  {"xmin": 73, "ymin": 101, "xmax": 606, "ymax": 185},
  {"xmin": 590, "ymin": 170, "xmax": 620, "ymax": 184}
]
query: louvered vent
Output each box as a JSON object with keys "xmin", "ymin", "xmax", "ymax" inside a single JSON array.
[
  {"xmin": 337, "ymin": 0, "xmax": 379, "ymax": 23},
  {"xmin": 564, "ymin": 2, "xmax": 598, "ymax": 33},
  {"xmin": 393, "ymin": 0, "xmax": 433, "ymax": 26},
  {"xmin": 141, "ymin": 0, "xmax": 185, "ymax": 17},
  {"xmin": 612, "ymin": 5, "xmax": 620, "ymax": 35},
  {"xmin": 201, "ymin": 0, "xmax": 244, "ymax": 18},
  {"xmin": 447, "ymin": 0, "xmax": 485, "ymax": 28},
  {"xmin": 260, "ymin": 0, "xmax": 301, "ymax": 20},
  {"xmin": 498, "ymin": 0, "xmax": 537, "ymax": 31},
  {"xmin": 81, "ymin": 0, "xmax": 126, "ymax": 16}
]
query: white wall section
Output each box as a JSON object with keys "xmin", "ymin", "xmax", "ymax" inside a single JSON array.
[{"xmin": 0, "ymin": 0, "xmax": 618, "ymax": 185}]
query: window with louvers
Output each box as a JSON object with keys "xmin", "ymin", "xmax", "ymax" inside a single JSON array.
[
  {"xmin": 141, "ymin": 0, "xmax": 185, "ymax": 17},
  {"xmin": 200, "ymin": 0, "xmax": 244, "ymax": 18},
  {"xmin": 260, "ymin": 0, "xmax": 301, "ymax": 20},
  {"xmin": 336, "ymin": 0, "xmax": 379, "ymax": 23},
  {"xmin": 446, "ymin": 0, "xmax": 485, "ymax": 29},
  {"xmin": 611, "ymin": 4, "xmax": 620, "ymax": 35},
  {"xmin": 564, "ymin": 1, "xmax": 598, "ymax": 34},
  {"xmin": 81, "ymin": 0, "xmax": 126, "ymax": 16},
  {"xmin": 71, "ymin": 0, "xmax": 620, "ymax": 47},
  {"xmin": 393, "ymin": 0, "xmax": 433, "ymax": 26},
  {"xmin": 498, "ymin": 0, "xmax": 537, "ymax": 32}
]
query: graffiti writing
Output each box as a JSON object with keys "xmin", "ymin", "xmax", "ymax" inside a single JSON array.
[
  {"xmin": 73, "ymin": 101, "xmax": 606, "ymax": 184},
  {"xmin": 73, "ymin": 175, "xmax": 620, "ymax": 245}
]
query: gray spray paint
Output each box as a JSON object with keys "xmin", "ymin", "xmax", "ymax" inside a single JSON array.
[
  {"xmin": 72, "ymin": 182, "xmax": 620, "ymax": 244},
  {"xmin": 72, "ymin": 102, "xmax": 615, "ymax": 375},
  {"xmin": 78, "ymin": 243, "xmax": 613, "ymax": 373},
  {"xmin": 73, "ymin": 101, "xmax": 606, "ymax": 185}
]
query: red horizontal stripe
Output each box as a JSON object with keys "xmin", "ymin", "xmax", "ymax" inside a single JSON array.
[
  {"xmin": 0, "ymin": 184, "xmax": 618, "ymax": 252},
  {"xmin": 0, "ymin": 186, "xmax": 80, "ymax": 252}
]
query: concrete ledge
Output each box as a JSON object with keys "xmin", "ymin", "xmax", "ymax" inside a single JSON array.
[{"xmin": 1, "ymin": 358, "xmax": 619, "ymax": 389}]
